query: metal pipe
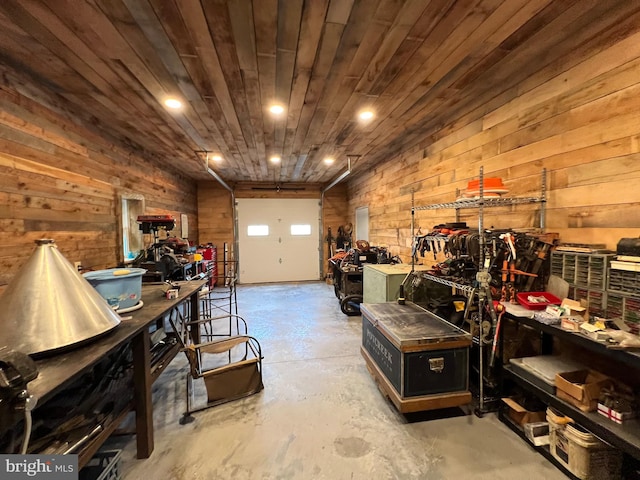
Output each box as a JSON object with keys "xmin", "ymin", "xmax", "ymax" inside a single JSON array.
[
  {"xmin": 198, "ymin": 151, "xmax": 237, "ymax": 282},
  {"xmin": 411, "ymin": 190, "xmax": 415, "ymax": 274},
  {"xmin": 198, "ymin": 151, "xmax": 233, "ymax": 192},
  {"xmin": 319, "ymin": 194, "xmax": 325, "ymax": 280},
  {"xmin": 206, "ymin": 166, "xmax": 232, "ymax": 193},
  {"xmin": 322, "ymin": 156, "xmax": 352, "ymax": 193},
  {"xmin": 540, "ymin": 168, "xmax": 547, "ymax": 230},
  {"xmin": 232, "ymin": 191, "xmax": 238, "ymax": 282},
  {"xmin": 63, "ymin": 425, "xmax": 103, "ymax": 455}
]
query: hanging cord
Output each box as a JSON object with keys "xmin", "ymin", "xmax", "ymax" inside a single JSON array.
[{"xmin": 19, "ymin": 393, "xmax": 37, "ymax": 454}]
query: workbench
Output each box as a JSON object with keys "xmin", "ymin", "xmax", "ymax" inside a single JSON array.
[{"xmin": 24, "ymin": 279, "xmax": 206, "ymax": 467}]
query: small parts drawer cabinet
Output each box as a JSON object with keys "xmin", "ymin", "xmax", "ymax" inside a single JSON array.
[{"xmin": 360, "ymin": 302, "xmax": 472, "ymax": 413}]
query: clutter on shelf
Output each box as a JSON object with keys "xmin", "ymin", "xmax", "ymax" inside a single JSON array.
[
  {"xmin": 329, "ymin": 240, "xmax": 401, "ymax": 316},
  {"xmin": 413, "ymin": 229, "xmax": 555, "ymax": 299}
]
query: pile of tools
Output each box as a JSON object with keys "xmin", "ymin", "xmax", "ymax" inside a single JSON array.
[
  {"xmin": 1, "ymin": 345, "xmax": 134, "ymax": 455},
  {"xmin": 414, "ymin": 227, "xmax": 555, "ymax": 301}
]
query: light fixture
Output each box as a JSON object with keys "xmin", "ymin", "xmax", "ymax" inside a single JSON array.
[
  {"xmin": 164, "ymin": 98, "xmax": 183, "ymax": 109},
  {"xmin": 270, "ymin": 155, "xmax": 281, "ymax": 164},
  {"xmin": 323, "ymin": 157, "xmax": 335, "ymax": 165},
  {"xmin": 211, "ymin": 154, "xmax": 222, "ymax": 162},
  {"xmin": 358, "ymin": 110, "xmax": 374, "ymax": 121},
  {"xmin": 269, "ymin": 104, "xmax": 285, "ymax": 115}
]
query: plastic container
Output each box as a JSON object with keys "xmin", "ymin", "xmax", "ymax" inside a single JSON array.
[
  {"xmin": 80, "ymin": 450, "xmax": 122, "ymax": 480},
  {"xmin": 516, "ymin": 291, "xmax": 562, "ymax": 310},
  {"xmin": 547, "ymin": 406, "xmax": 573, "ymax": 467},
  {"xmin": 549, "ymin": 417, "xmax": 622, "ymax": 480},
  {"xmin": 83, "ymin": 268, "xmax": 146, "ymax": 309},
  {"xmin": 467, "ymin": 177, "xmax": 505, "ymax": 189},
  {"xmin": 547, "ymin": 406, "xmax": 572, "ymax": 439}
]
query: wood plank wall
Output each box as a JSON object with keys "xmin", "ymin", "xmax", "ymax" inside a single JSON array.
[
  {"xmin": 348, "ymin": 27, "xmax": 640, "ymax": 265},
  {"xmin": 197, "ymin": 181, "xmax": 234, "ymax": 253},
  {"xmin": 197, "ymin": 181, "xmax": 349, "ymax": 278},
  {"xmin": 0, "ymin": 70, "xmax": 197, "ymax": 291}
]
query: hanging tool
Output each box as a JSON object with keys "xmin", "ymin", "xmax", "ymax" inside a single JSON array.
[
  {"xmin": 500, "ymin": 232, "xmax": 516, "ymax": 260},
  {"xmin": 326, "ymin": 227, "xmax": 335, "ymax": 258},
  {"xmin": 501, "ymin": 263, "xmax": 538, "ymax": 279},
  {"xmin": 525, "ymin": 241, "xmax": 552, "ymax": 291},
  {"xmin": 489, "ymin": 303, "xmax": 505, "ymax": 368},
  {"xmin": 499, "ymin": 255, "xmax": 538, "ymax": 302}
]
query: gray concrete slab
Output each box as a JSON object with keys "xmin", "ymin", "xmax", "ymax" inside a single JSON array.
[{"xmin": 109, "ymin": 281, "xmax": 566, "ymax": 479}]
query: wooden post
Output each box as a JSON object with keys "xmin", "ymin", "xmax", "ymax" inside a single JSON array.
[{"xmin": 133, "ymin": 328, "xmax": 153, "ymax": 458}]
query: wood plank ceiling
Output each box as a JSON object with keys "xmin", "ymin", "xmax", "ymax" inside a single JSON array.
[{"xmin": 0, "ymin": 0, "xmax": 633, "ymax": 186}]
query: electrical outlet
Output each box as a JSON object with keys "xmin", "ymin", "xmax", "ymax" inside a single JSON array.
[{"xmin": 74, "ymin": 261, "xmax": 82, "ymax": 272}]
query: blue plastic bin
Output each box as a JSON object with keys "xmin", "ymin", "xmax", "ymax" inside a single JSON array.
[{"xmin": 83, "ymin": 268, "xmax": 146, "ymax": 309}]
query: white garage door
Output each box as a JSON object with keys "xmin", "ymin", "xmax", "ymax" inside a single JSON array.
[{"xmin": 236, "ymin": 198, "xmax": 320, "ymax": 283}]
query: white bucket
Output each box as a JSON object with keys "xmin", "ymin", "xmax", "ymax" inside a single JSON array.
[
  {"xmin": 547, "ymin": 407, "xmax": 572, "ymax": 454},
  {"xmin": 551, "ymin": 422, "xmax": 622, "ymax": 479}
]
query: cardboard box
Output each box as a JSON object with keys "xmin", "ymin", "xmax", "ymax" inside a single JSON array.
[
  {"xmin": 546, "ymin": 305, "xmax": 565, "ymax": 317},
  {"xmin": 555, "ymin": 370, "xmax": 612, "ymax": 412},
  {"xmin": 560, "ymin": 298, "xmax": 588, "ymax": 321},
  {"xmin": 502, "ymin": 397, "xmax": 546, "ymax": 426},
  {"xmin": 598, "ymin": 402, "xmax": 637, "ymax": 424},
  {"xmin": 560, "ymin": 317, "xmax": 581, "ymax": 332},
  {"xmin": 579, "ymin": 322, "xmax": 610, "ymax": 341}
]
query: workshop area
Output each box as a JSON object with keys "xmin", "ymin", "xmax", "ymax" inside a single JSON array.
[
  {"xmin": 1, "ymin": 1, "xmax": 640, "ymax": 479},
  {"xmin": 109, "ymin": 282, "xmax": 565, "ymax": 480}
]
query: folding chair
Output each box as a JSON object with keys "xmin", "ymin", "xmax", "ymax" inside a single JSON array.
[
  {"xmin": 182, "ymin": 335, "xmax": 263, "ymax": 422},
  {"xmin": 167, "ymin": 300, "xmax": 264, "ymax": 425}
]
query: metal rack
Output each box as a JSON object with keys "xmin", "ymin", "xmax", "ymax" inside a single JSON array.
[
  {"xmin": 409, "ymin": 166, "xmax": 547, "ymax": 415},
  {"xmin": 502, "ymin": 313, "xmax": 640, "ymax": 466}
]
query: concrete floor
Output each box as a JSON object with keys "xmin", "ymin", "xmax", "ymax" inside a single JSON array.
[{"xmin": 109, "ymin": 281, "xmax": 565, "ymax": 480}]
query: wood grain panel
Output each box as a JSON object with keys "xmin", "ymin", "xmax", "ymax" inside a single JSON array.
[
  {"xmin": 2, "ymin": 1, "xmax": 640, "ymax": 290},
  {"xmin": 0, "ymin": 74, "xmax": 196, "ymax": 289},
  {"xmin": 347, "ymin": 7, "xmax": 640, "ymax": 258},
  {"xmin": 2, "ymin": 1, "xmax": 639, "ymax": 186},
  {"xmin": 197, "ymin": 182, "xmax": 234, "ymax": 251}
]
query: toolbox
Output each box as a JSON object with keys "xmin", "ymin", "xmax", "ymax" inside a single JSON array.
[{"xmin": 360, "ymin": 302, "xmax": 472, "ymax": 413}]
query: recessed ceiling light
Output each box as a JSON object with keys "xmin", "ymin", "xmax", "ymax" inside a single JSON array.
[
  {"xmin": 164, "ymin": 98, "xmax": 183, "ymax": 109},
  {"xmin": 324, "ymin": 157, "xmax": 335, "ymax": 165},
  {"xmin": 270, "ymin": 155, "xmax": 281, "ymax": 164},
  {"xmin": 358, "ymin": 110, "xmax": 374, "ymax": 121},
  {"xmin": 211, "ymin": 154, "xmax": 222, "ymax": 162},
  {"xmin": 269, "ymin": 104, "xmax": 285, "ymax": 115}
]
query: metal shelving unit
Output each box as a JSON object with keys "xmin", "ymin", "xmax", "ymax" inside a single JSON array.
[
  {"xmin": 501, "ymin": 313, "xmax": 640, "ymax": 477},
  {"xmin": 504, "ymin": 365, "xmax": 640, "ymax": 460},
  {"xmin": 417, "ymin": 272, "xmax": 476, "ymax": 296},
  {"xmin": 498, "ymin": 406, "xmax": 580, "ymax": 480},
  {"xmin": 413, "ymin": 195, "xmax": 544, "ymax": 211},
  {"xmin": 409, "ymin": 166, "xmax": 547, "ymax": 415}
]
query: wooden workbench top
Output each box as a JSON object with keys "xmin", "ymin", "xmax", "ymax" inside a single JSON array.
[{"xmin": 29, "ymin": 279, "xmax": 206, "ymax": 404}]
